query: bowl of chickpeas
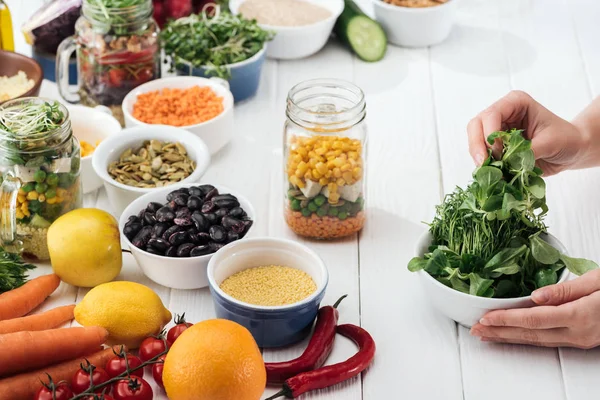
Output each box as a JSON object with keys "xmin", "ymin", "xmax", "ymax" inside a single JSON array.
[{"xmin": 67, "ymin": 105, "xmax": 122, "ymax": 194}]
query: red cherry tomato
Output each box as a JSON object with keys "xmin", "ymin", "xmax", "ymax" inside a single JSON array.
[
  {"xmin": 105, "ymin": 353, "xmax": 144, "ymax": 378},
  {"xmin": 139, "ymin": 335, "xmax": 167, "ymax": 363},
  {"xmin": 113, "ymin": 377, "xmax": 153, "ymax": 400},
  {"xmin": 152, "ymin": 355, "xmax": 165, "ymax": 389},
  {"xmin": 34, "ymin": 380, "xmax": 73, "ymax": 400},
  {"xmin": 108, "ymin": 69, "xmax": 127, "ymax": 87},
  {"xmin": 136, "ymin": 68, "xmax": 154, "ymax": 84},
  {"xmin": 167, "ymin": 313, "xmax": 193, "ymax": 347},
  {"xmin": 71, "ymin": 364, "xmax": 111, "ymax": 394}
]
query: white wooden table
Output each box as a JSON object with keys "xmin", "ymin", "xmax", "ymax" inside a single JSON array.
[{"xmin": 7, "ymin": 0, "xmax": 600, "ymax": 399}]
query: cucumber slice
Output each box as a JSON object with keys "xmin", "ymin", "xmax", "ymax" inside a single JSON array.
[
  {"xmin": 30, "ymin": 214, "xmax": 51, "ymax": 229},
  {"xmin": 335, "ymin": 0, "xmax": 387, "ymax": 62}
]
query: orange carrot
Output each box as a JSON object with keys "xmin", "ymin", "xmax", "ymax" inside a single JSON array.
[
  {"xmin": 0, "ymin": 326, "xmax": 109, "ymax": 377},
  {"xmin": 132, "ymin": 86, "xmax": 224, "ymax": 126},
  {"xmin": 0, "ymin": 345, "xmax": 124, "ymax": 400},
  {"xmin": 0, "ymin": 305, "xmax": 75, "ymax": 334},
  {"xmin": 0, "ymin": 274, "xmax": 61, "ymax": 321}
]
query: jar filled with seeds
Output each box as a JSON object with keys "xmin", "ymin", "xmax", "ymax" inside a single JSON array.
[
  {"xmin": 284, "ymin": 79, "xmax": 367, "ymax": 239},
  {"xmin": 0, "ymin": 98, "xmax": 83, "ymax": 260}
]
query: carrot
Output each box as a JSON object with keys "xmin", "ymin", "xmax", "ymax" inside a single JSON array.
[
  {"xmin": 0, "ymin": 274, "xmax": 61, "ymax": 321},
  {"xmin": 0, "ymin": 345, "xmax": 124, "ymax": 400},
  {"xmin": 0, "ymin": 305, "xmax": 75, "ymax": 334},
  {"xmin": 131, "ymin": 86, "xmax": 224, "ymax": 126},
  {"xmin": 0, "ymin": 326, "xmax": 109, "ymax": 377}
]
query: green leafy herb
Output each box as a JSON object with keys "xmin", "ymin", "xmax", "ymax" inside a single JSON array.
[
  {"xmin": 409, "ymin": 129, "xmax": 599, "ymax": 298},
  {"xmin": 0, "ymin": 101, "xmax": 64, "ymax": 138},
  {"xmin": 161, "ymin": 8, "xmax": 274, "ymax": 79},
  {"xmin": 0, "ymin": 248, "xmax": 36, "ymax": 293}
]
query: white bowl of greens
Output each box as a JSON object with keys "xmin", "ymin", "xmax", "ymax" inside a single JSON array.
[{"xmin": 409, "ymin": 129, "xmax": 598, "ymax": 327}]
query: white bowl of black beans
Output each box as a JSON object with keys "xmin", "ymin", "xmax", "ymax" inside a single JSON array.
[{"xmin": 119, "ymin": 183, "xmax": 255, "ymax": 289}]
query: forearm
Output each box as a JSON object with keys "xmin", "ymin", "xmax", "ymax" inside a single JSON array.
[{"xmin": 572, "ymin": 96, "xmax": 600, "ymax": 169}]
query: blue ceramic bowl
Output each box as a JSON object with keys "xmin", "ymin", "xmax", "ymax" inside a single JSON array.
[
  {"xmin": 175, "ymin": 45, "xmax": 266, "ymax": 103},
  {"xmin": 207, "ymin": 237, "xmax": 328, "ymax": 348}
]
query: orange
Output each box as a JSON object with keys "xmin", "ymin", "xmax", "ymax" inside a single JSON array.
[{"xmin": 163, "ymin": 319, "xmax": 266, "ymax": 400}]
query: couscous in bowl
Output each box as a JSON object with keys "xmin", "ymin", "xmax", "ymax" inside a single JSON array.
[{"xmin": 207, "ymin": 237, "xmax": 328, "ymax": 347}]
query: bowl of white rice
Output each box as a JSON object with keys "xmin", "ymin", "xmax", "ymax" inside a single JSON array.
[{"xmin": 0, "ymin": 50, "xmax": 43, "ymax": 104}]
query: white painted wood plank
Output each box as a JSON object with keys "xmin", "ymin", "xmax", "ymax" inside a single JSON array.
[{"xmin": 356, "ymin": 45, "xmax": 463, "ymax": 400}]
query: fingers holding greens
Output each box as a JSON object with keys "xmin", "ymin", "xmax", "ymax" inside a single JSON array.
[{"xmin": 409, "ymin": 129, "xmax": 599, "ymax": 298}]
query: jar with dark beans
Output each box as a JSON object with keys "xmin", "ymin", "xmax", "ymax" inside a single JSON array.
[{"xmin": 123, "ymin": 186, "xmax": 253, "ymax": 258}]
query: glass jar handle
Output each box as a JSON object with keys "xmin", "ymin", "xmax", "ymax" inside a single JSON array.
[
  {"xmin": 0, "ymin": 173, "xmax": 23, "ymax": 254},
  {"xmin": 56, "ymin": 36, "xmax": 80, "ymax": 104}
]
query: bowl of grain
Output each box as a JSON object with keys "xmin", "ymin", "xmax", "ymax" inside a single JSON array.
[
  {"xmin": 0, "ymin": 50, "xmax": 43, "ymax": 104},
  {"xmin": 372, "ymin": 0, "xmax": 458, "ymax": 47},
  {"xmin": 207, "ymin": 237, "xmax": 328, "ymax": 347},
  {"xmin": 230, "ymin": 0, "xmax": 344, "ymax": 60}
]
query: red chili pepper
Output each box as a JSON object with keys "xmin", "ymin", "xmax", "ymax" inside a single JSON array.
[
  {"xmin": 265, "ymin": 295, "xmax": 347, "ymax": 384},
  {"xmin": 266, "ymin": 324, "xmax": 376, "ymax": 399}
]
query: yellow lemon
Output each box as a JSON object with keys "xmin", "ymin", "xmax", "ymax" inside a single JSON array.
[
  {"xmin": 163, "ymin": 319, "xmax": 266, "ymax": 400},
  {"xmin": 48, "ymin": 208, "xmax": 122, "ymax": 287},
  {"xmin": 74, "ymin": 281, "xmax": 171, "ymax": 349}
]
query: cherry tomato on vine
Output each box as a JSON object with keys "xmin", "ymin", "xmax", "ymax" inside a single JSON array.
[
  {"xmin": 167, "ymin": 313, "xmax": 193, "ymax": 346},
  {"xmin": 113, "ymin": 377, "xmax": 153, "ymax": 400},
  {"xmin": 82, "ymin": 395, "xmax": 115, "ymax": 400},
  {"xmin": 105, "ymin": 353, "xmax": 144, "ymax": 378},
  {"xmin": 139, "ymin": 335, "xmax": 167, "ymax": 363},
  {"xmin": 152, "ymin": 355, "xmax": 166, "ymax": 389},
  {"xmin": 34, "ymin": 380, "xmax": 73, "ymax": 400},
  {"xmin": 71, "ymin": 364, "xmax": 111, "ymax": 394}
]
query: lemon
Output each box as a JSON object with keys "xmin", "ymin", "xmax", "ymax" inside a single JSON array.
[
  {"xmin": 48, "ymin": 208, "xmax": 122, "ymax": 287},
  {"xmin": 74, "ymin": 281, "xmax": 171, "ymax": 349},
  {"xmin": 163, "ymin": 319, "xmax": 266, "ymax": 400}
]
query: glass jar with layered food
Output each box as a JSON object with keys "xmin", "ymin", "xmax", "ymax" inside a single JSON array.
[
  {"xmin": 0, "ymin": 98, "xmax": 82, "ymax": 260},
  {"xmin": 284, "ymin": 79, "xmax": 367, "ymax": 239},
  {"xmin": 56, "ymin": 0, "xmax": 160, "ymax": 124}
]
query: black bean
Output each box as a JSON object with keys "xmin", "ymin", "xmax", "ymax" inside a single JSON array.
[
  {"xmin": 146, "ymin": 202, "xmax": 163, "ymax": 213},
  {"xmin": 152, "ymin": 222, "xmax": 170, "ymax": 238},
  {"xmin": 228, "ymin": 207, "xmax": 246, "ymax": 218},
  {"xmin": 201, "ymin": 201, "xmax": 216, "ymax": 213},
  {"xmin": 143, "ymin": 212, "xmax": 157, "ymax": 226},
  {"xmin": 166, "ymin": 200, "xmax": 179, "ymax": 210},
  {"xmin": 156, "ymin": 206, "xmax": 176, "ymax": 222},
  {"xmin": 148, "ymin": 238, "xmax": 170, "ymax": 252},
  {"xmin": 123, "ymin": 221, "xmax": 143, "ymax": 240},
  {"xmin": 165, "ymin": 246, "xmax": 177, "ymax": 257},
  {"xmin": 212, "ymin": 194, "xmax": 238, "ymax": 202},
  {"xmin": 174, "ymin": 216, "xmax": 193, "ymax": 227},
  {"xmin": 132, "ymin": 226, "xmax": 153, "ymax": 248},
  {"xmin": 209, "ymin": 242, "xmax": 224, "ymax": 252},
  {"xmin": 145, "ymin": 246, "xmax": 164, "ymax": 255},
  {"xmin": 187, "ymin": 195, "xmax": 203, "ymax": 210},
  {"xmin": 209, "ymin": 225, "xmax": 227, "ymax": 243},
  {"xmin": 176, "ymin": 208, "xmax": 191, "ymax": 218},
  {"xmin": 204, "ymin": 188, "xmax": 219, "ymax": 201},
  {"xmin": 176, "ymin": 243, "xmax": 195, "ymax": 257},
  {"xmin": 173, "ymin": 193, "xmax": 189, "ymax": 207},
  {"xmin": 128, "ymin": 215, "xmax": 141, "ymax": 223},
  {"xmin": 190, "ymin": 245, "xmax": 212, "ymax": 257},
  {"xmin": 191, "ymin": 212, "xmax": 210, "ymax": 232},
  {"xmin": 214, "ymin": 208, "xmax": 228, "ymax": 220},
  {"xmin": 221, "ymin": 216, "xmax": 242, "ymax": 231},
  {"xmin": 214, "ymin": 198, "xmax": 240, "ymax": 209},
  {"xmin": 169, "ymin": 231, "xmax": 189, "ymax": 246},
  {"xmin": 138, "ymin": 208, "xmax": 146, "ymax": 218},
  {"xmin": 162, "ymin": 225, "xmax": 183, "ymax": 241},
  {"xmin": 227, "ymin": 231, "xmax": 240, "ymax": 243},
  {"xmin": 242, "ymin": 220, "xmax": 254, "ymax": 233},
  {"xmin": 204, "ymin": 213, "xmax": 218, "ymax": 225},
  {"xmin": 198, "ymin": 184, "xmax": 216, "ymax": 196},
  {"xmin": 188, "ymin": 186, "xmax": 203, "ymax": 197},
  {"xmin": 196, "ymin": 232, "xmax": 210, "ymax": 245},
  {"xmin": 167, "ymin": 188, "xmax": 188, "ymax": 201}
]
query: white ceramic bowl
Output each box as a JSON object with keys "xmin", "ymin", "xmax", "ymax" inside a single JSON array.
[
  {"xmin": 372, "ymin": 0, "xmax": 458, "ymax": 47},
  {"xmin": 122, "ymin": 76, "xmax": 234, "ymax": 154},
  {"xmin": 415, "ymin": 232, "xmax": 570, "ymax": 327},
  {"xmin": 230, "ymin": 0, "xmax": 344, "ymax": 60},
  {"xmin": 68, "ymin": 105, "xmax": 121, "ymax": 194},
  {"xmin": 120, "ymin": 183, "xmax": 256, "ymax": 289},
  {"xmin": 92, "ymin": 125, "xmax": 211, "ymax": 216}
]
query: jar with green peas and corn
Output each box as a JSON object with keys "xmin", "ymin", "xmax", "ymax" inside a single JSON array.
[
  {"xmin": 284, "ymin": 79, "xmax": 367, "ymax": 239},
  {"xmin": 0, "ymin": 98, "xmax": 82, "ymax": 260}
]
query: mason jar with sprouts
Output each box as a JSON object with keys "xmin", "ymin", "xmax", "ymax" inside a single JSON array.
[{"xmin": 284, "ymin": 79, "xmax": 367, "ymax": 239}]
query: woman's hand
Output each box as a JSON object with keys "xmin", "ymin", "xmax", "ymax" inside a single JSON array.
[
  {"xmin": 470, "ymin": 269, "xmax": 600, "ymax": 349},
  {"xmin": 467, "ymin": 90, "xmax": 595, "ymax": 176}
]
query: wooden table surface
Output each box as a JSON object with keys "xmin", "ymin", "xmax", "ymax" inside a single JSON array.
[{"xmin": 7, "ymin": 0, "xmax": 600, "ymax": 399}]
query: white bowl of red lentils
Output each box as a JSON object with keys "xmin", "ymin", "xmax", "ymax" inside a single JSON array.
[
  {"xmin": 207, "ymin": 237, "xmax": 328, "ymax": 347},
  {"xmin": 122, "ymin": 76, "xmax": 235, "ymax": 155}
]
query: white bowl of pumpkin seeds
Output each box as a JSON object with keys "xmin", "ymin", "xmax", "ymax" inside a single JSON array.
[{"xmin": 92, "ymin": 125, "xmax": 211, "ymax": 216}]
